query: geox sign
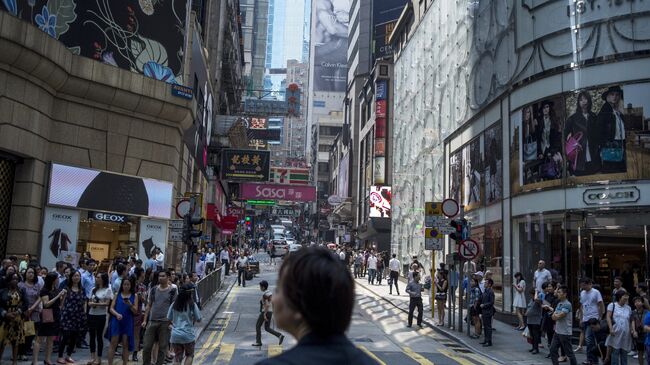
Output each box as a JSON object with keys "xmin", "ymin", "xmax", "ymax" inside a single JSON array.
[
  {"xmin": 91, "ymin": 211, "xmax": 127, "ymax": 223},
  {"xmin": 583, "ymin": 187, "xmax": 640, "ymax": 205}
]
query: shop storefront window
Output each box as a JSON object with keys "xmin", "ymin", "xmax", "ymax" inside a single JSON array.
[
  {"xmin": 484, "ymin": 222, "xmax": 504, "ymax": 311},
  {"xmin": 77, "ymin": 211, "xmax": 139, "ymax": 271}
]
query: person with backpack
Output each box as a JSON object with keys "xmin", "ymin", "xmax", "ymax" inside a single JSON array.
[
  {"xmin": 142, "ymin": 271, "xmax": 177, "ymax": 365},
  {"xmin": 167, "ymin": 284, "xmax": 201, "ymax": 365}
]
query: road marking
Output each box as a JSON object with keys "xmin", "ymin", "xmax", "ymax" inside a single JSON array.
[
  {"xmin": 268, "ymin": 344, "xmax": 283, "ymax": 357},
  {"xmin": 464, "ymin": 352, "xmax": 494, "ymax": 365},
  {"xmin": 194, "ymin": 286, "xmax": 240, "ymax": 362},
  {"xmin": 357, "ymin": 345, "xmax": 386, "ymax": 365},
  {"xmin": 402, "ymin": 346, "xmax": 434, "ymax": 365},
  {"xmin": 438, "ymin": 349, "xmax": 475, "ymax": 365},
  {"xmin": 215, "ymin": 343, "xmax": 235, "ymax": 362}
]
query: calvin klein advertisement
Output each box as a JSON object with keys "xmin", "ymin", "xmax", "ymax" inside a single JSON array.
[
  {"xmin": 463, "ymin": 138, "xmax": 483, "ymax": 211},
  {"xmin": 484, "ymin": 124, "xmax": 503, "ymax": 205},
  {"xmin": 40, "ymin": 207, "xmax": 80, "ymax": 271},
  {"xmin": 139, "ymin": 218, "xmax": 168, "ymax": 261},
  {"xmin": 47, "ymin": 164, "xmax": 173, "ymax": 219},
  {"xmin": 312, "ymin": 0, "xmax": 349, "ymax": 92}
]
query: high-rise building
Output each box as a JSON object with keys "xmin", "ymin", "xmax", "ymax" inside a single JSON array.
[{"xmin": 245, "ymin": 0, "xmax": 269, "ymax": 94}]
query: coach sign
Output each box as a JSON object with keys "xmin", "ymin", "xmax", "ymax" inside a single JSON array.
[{"xmin": 240, "ymin": 183, "xmax": 316, "ymax": 203}]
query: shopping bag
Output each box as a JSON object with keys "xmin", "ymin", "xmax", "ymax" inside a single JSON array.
[
  {"xmin": 41, "ymin": 308, "xmax": 54, "ymax": 323},
  {"xmin": 24, "ymin": 321, "xmax": 36, "ymax": 337}
]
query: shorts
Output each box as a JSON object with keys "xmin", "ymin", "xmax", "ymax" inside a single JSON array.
[{"xmin": 172, "ymin": 342, "xmax": 195, "ymax": 361}]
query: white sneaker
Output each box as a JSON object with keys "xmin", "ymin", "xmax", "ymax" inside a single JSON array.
[{"xmin": 630, "ymin": 351, "xmax": 638, "ymax": 357}]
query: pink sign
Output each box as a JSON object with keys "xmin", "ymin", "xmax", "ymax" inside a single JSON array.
[{"xmin": 240, "ymin": 183, "xmax": 316, "ymax": 202}]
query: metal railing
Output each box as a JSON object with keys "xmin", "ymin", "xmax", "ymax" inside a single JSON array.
[{"xmin": 197, "ymin": 264, "xmax": 224, "ymax": 305}]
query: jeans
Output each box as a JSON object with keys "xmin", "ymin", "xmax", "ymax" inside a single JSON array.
[
  {"xmin": 376, "ymin": 270, "xmax": 383, "ymax": 285},
  {"xmin": 368, "ymin": 269, "xmax": 377, "ymax": 284},
  {"xmin": 354, "ymin": 264, "xmax": 360, "ymax": 278},
  {"xmin": 58, "ymin": 330, "xmax": 79, "ymax": 358},
  {"xmin": 408, "ymin": 297, "xmax": 423, "ymax": 326},
  {"xmin": 88, "ymin": 314, "xmax": 107, "ymax": 357},
  {"xmin": 222, "ymin": 259, "xmax": 230, "ymax": 275},
  {"xmin": 550, "ymin": 334, "xmax": 577, "ymax": 365},
  {"xmin": 583, "ymin": 321, "xmax": 598, "ymax": 363},
  {"xmin": 528, "ymin": 324, "xmax": 541, "ymax": 351},
  {"xmin": 255, "ymin": 313, "xmax": 282, "ymax": 344},
  {"xmin": 611, "ymin": 348, "xmax": 628, "ymax": 365},
  {"xmin": 238, "ymin": 268, "xmax": 247, "ymax": 286},
  {"xmin": 143, "ymin": 320, "xmax": 171, "ymax": 365},
  {"xmin": 389, "ymin": 271, "xmax": 400, "ymax": 294}
]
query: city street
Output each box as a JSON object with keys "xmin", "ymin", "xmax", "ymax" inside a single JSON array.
[{"xmin": 194, "ymin": 255, "xmax": 495, "ymax": 365}]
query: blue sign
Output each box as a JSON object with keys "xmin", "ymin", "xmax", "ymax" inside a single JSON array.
[
  {"xmin": 376, "ymin": 81, "xmax": 387, "ymax": 101},
  {"xmin": 313, "ymin": 100, "xmax": 326, "ymax": 108},
  {"xmin": 171, "ymin": 84, "xmax": 193, "ymax": 100}
]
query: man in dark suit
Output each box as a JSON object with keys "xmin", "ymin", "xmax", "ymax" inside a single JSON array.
[
  {"xmin": 597, "ymin": 85, "xmax": 627, "ymax": 173},
  {"xmin": 479, "ymin": 279, "xmax": 496, "ymax": 347}
]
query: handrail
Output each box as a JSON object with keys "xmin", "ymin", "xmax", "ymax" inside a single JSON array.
[{"xmin": 197, "ymin": 264, "xmax": 223, "ymax": 305}]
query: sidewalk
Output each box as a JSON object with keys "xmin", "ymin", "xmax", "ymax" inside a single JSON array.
[
  {"xmin": 355, "ymin": 277, "xmax": 589, "ymax": 365},
  {"xmin": 194, "ymin": 272, "xmax": 238, "ymax": 338}
]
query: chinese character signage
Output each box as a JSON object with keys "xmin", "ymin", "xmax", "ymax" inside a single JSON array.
[
  {"xmin": 376, "ymin": 100, "xmax": 387, "ymax": 118},
  {"xmin": 221, "ymin": 150, "xmax": 270, "ymax": 182},
  {"xmin": 376, "ymin": 81, "xmax": 387, "ymax": 101},
  {"xmin": 286, "ymin": 84, "xmax": 301, "ymax": 117}
]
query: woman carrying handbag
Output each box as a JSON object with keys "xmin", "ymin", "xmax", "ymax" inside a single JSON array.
[{"xmin": 39, "ymin": 273, "xmax": 65, "ymax": 365}]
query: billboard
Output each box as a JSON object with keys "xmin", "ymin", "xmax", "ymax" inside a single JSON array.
[
  {"xmin": 47, "ymin": 163, "xmax": 173, "ymax": 219},
  {"xmin": 221, "ymin": 149, "xmax": 271, "ymax": 182},
  {"xmin": 2, "ymin": 0, "xmax": 187, "ymax": 83},
  {"xmin": 369, "ymin": 186, "xmax": 391, "ymax": 218},
  {"xmin": 240, "ymin": 183, "xmax": 316, "ymax": 202},
  {"xmin": 373, "ymin": 1, "xmax": 408, "ymax": 59},
  {"xmin": 139, "ymin": 218, "xmax": 168, "ymax": 261},
  {"xmin": 40, "ymin": 207, "xmax": 80, "ymax": 271},
  {"xmin": 337, "ymin": 153, "xmax": 350, "ymax": 197},
  {"xmin": 312, "ymin": 0, "xmax": 349, "ymax": 92},
  {"xmin": 270, "ymin": 167, "xmax": 310, "ymax": 185}
]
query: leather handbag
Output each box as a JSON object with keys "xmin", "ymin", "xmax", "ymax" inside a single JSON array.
[
  {"xmin": 540, "ymin": 158, "xmax": 558, "ymax": 179},
  {"xmin": 601, "ymin": 141, "xmax": 624, "ymax": 162},
  {"xmin": 565, "ymin": 132, "xmax": 583, "ymax": 170},
  {"xmin": 41, "ymin": 308, "xmax": 54, "ymax": 323}
]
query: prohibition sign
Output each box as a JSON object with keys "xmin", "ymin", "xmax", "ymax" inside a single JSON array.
[
  {"xmin": 441, "ymin": 198, "xmax": 459, "ymax": 218},
  {"xmin": 175, "ymin": 199, "xmax": 191, "ymax": 218},
  {"xmin": 458, "ymin": 239, "xmax": 480, "ymax": 260}
]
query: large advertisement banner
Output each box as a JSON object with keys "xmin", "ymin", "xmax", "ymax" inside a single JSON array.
[
  {"xmin": 240, "ymin": 183, "xmax": 316, "ymax": 202},
  {"xmin": 449, "ymin": 151, "xmax": 463, "ymax": 204},
  {"xmin": 463, "ymin": 138, "xmax": 483, "ymax": 211},
  {"xmin": 139, "ymin": 218, "xmax": 168, "ymax": 261},
  {"xmin": 369, "ymin": 186, "xmax": 391, "ymax": 218},
  {"xmin": 485, "ymin": 124, "xmax": 503, "ymax": 205},
  {"xmin": 372, "ymin": 0, "xmax": 408, "ymax": 59},
  {"xmin": 40, "ymin": 207, "xmax": 80, "ymax": 271},
  {"xmin": 312, "ymin": 0, "xmax": 349, "ymax": 92},
  {"xmin": 510, "ymin": 82, "xmax": 650, "ymax": 195},
  {"xmin": 47, "ymin": 163, "xmax": 173, "ymax": 219}
]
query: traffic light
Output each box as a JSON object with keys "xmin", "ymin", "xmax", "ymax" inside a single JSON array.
[
  {"xmin": 245, "ymin": 216, "xmax": 252, "ymax": 231},
  {"xmin": 449, "ymin": 218, "xmax": 468, "ymax": 243},
  {"xmin": 182, "ymin": 213, "xmax": 204, "ymax": 244}
]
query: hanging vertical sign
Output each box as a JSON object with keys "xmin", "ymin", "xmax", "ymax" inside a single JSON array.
[{"xmin": 40, "ymin": 207, "xmax": 80, "ymax": 271}]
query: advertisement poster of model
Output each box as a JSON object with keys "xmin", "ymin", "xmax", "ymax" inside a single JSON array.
[
  {"xmin": 40, "ymin": 207, "xmax": 80, "ymax": 270},
  {"xmin": 139, "ymin": 218, "xmax": 168, "ymax": 260}
]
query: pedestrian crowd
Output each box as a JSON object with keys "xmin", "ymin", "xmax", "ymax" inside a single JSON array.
[{"xmin": 0, "ymin": 250, "xmax": 214, "ymax": 365}]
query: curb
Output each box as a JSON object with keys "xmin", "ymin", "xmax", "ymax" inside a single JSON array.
[
  {"xmin": 356, "ymin": 279, "xmax": 506, "ymax": 365},
  {"xmin": 196, "ymin": 276, "xmax": 237, "ymax": 338}
]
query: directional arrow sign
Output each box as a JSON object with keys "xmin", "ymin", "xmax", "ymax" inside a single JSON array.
[{"xmin": 436, "ymin": 226, "xmax": 457, "ymax": 235}]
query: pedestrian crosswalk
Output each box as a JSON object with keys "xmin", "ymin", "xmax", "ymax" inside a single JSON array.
[{"xmin": 198, "ymin": 343, "xmax": 495, "ymax": 365}]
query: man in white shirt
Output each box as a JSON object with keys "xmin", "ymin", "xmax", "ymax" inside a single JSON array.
[
  {"xmin": 339, "ymin": 249, "xmax": 346, "ymax": 262},
  {"xmin": 367, "ymin": 253, "xmax": 378, "ymax": 285},
  {"xmin": 388, "ymin": 254, "xmax": 401, "ymax": 295},
  {"xmin": 579, "ymin": 277, "xmax": 604, "ymax": 365},
  {"xmin": 533, "ymin": 260, "xmax": 552, "ymax": 295},
  {"xmin": 206, "ymin": 248, "xmax": 217, "ymax": 274},
  {"xmin": 153, "ymin": 247, "xmax": 164, "ymax": 272},
  {"xmin": 236, "ymin": 253, "xmax": 249, "ymax": 287},
  {"xmin": 195, "ymin": 255, "xmax": 206, "ymax": 279},
  {"xmin": 220, "ymin": 246, "xmax": 230, "ymax": 276}
]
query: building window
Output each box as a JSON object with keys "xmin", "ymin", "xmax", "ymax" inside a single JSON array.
[
  {"xmin": 318, "ymin": 145, "xmax": 331, "ymax": 152},
  {"xmin": 318, "ymin": 162, "xmax": 329, "ymax": 174}
]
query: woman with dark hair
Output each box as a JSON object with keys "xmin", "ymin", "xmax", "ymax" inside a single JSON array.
[
  {"xmin": 167, "ymin": 284, "xmax": 201, "ymax": 365},
  {"xmin": 255, "ymin": 247, "xmax": 378, "ymax": 365},
  {"xmin": 535, "ymin": 100, "xmax": 563, "ymax": 180},
  {"xmin": 513, "ymin": 272, "xmax": 527, "ymax": 330},
  {"xmin": 39, "ymin": 272, "xmax": 65, "ymax": 365},
  {"xmin": 606, "ymin": 290, "xmax": 632, "ymax": 364},
  {"xmin": 434, "ymin": 270, "xmax": 448, "ymax": 326},
  {"xmin": 565, "ymin": 91, "xmax": 600, "ymax": 175},
  {"xmin": 0, "ymin": 273, "xmax": 28, "ymax": 365},
  {"xmin": 18, "ymin": 266, "xmax": 42, "ymax": 363},
  {"xmin": 58, "ymin": 270, "xmax": 87, "ymax": 364},
  {"xmin": 108, "ymin": 277, "xmax": 138, "ymax": 365},
  {"xmin": 88, "ymin": 272, "xmax": 112, "ymax": 365},
  {"xmin": 133, "ymin": 267, "xmax": 147, "ymax": 361}
]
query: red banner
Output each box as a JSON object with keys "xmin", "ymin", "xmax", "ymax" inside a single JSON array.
[
  {"xmin": 375, "ymin": 118, "xmax": 386, "ymax": 138},
  {"xmin": 207, "ymin": 204, "xmax": 221, "ymax": 224},
  {"xmin": 376, "ymin": 100, "xmax": 387, "ymax": 118}
]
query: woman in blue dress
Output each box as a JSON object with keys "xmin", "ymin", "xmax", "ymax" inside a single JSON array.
[{"xmin": 108, "ymin": 277, "xmax": 138, "ymax": 365}]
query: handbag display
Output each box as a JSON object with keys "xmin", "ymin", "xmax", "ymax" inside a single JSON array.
[
  {"xmin": 565, "ymin": 132, "xmax": 583, "ymax": 171},
  {"xmin": 600, "ymin": 141, "xmax": 624, "ymax": 162},
  {"xmin": 523, "ymin": 135, "xmax": 537, "ymax": 161},
  {"xmin": 540, "ymin": 157, "xmax": 559, "ymax": 179},
  {"xmin": 41, "ymin": 308, "xmax": 54, "ymax": 323}
]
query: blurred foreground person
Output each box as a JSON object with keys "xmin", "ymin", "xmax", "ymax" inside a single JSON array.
[{"xmin": 256, "ymin": 247, "xmax": 379, "ymax": 365}]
